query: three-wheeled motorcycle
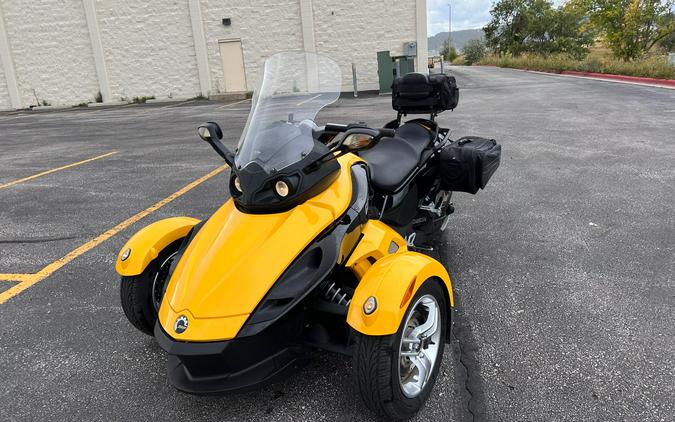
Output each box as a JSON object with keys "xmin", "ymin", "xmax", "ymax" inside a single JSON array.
[{"xmin": 115, "ymin": 52, "xmax": 500, "ymax": 420}]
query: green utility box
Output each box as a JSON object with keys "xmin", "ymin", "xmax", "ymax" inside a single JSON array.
[
  {"xmin": 377, "ymin": 51, "xmax": 416, "ymax": 95},
  {"xmin": 377, "ymin": 51, "xmax": 394, "ymax": 94},
  {"xmin": 394, "ymin": 55, "xmax": 416, "ymax": 76}
]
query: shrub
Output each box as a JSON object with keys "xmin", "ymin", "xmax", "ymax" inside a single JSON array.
[
  {"xmin": 464, "ymin": 39, "xmax": 487, "ymax": 65},
  {"xmin": 478, "ymin": 53, "xmax": 675, "ymax": 79},
  {"xmin": 130, "ymin": 96, "xmax": 155, "ymax": 104}
]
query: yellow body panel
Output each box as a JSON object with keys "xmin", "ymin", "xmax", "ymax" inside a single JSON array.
[
  {"xmin": 345, "ymin": 220, "xmax": 408, "ymax": 277},
  {"xmin": 115, "ymin": 216, "xmax": 200, "ymax": 276},
  {"xmin": 347, "ymin": 251, "xmax": 454, "ymax": 336},
  {"xmin": 158, "ymin": 155, "xmax": 363, "ymax": 342}
]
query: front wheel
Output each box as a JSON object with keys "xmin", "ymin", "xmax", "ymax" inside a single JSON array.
[
  {"xmin": 119, "ymin": 240, "xmax": 182, "ymax": 336},
  {"xmin": 352, "ymin": 280, "xmax": 447, "ymax": 420}
]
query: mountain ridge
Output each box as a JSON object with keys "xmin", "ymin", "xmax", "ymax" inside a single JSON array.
[{"xmin": 428, "ymin": 29, "xmax": 485, "ymax": 53}]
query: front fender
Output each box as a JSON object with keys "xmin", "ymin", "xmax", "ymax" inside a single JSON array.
[
  {"xmin": 115, "ymin": 216, "xmax": 200, "ymax": 276},
  {"xmin": 347, "ymin": 252, "xmax": 454, "ymax": 336}
]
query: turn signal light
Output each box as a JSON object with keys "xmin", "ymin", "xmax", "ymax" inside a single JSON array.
[
  {"xmin": 363, "ymin": 296, "xmax": 378, "ymax": 315},
  {"xmin": 120, "ymin": 248, "xmax": 131, "ymax": 261}
]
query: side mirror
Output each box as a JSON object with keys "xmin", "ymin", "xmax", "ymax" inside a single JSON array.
[
  {"xmin": 197, "ymin": 122, "xmax": 223, "ymax": 142},
  {"xmin": 197, "ymin": 122, "xmax": 234, "ymax": 166}
]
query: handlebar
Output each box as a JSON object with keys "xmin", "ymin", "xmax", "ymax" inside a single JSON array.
[
  {"xmin": 325, "ymin": 123, "xmax": 349, "ymax": 133},
  {"xmin": 379, "ymin": 128, "xmax": 396, "ymax": 138},
  {"xmin": 325, "ymin": 123, "xmax": 396, "ymax": 140}
]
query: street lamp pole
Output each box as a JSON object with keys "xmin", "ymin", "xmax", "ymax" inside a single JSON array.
[
  {"xmin": 448, "ymin": 1, "xmax": 451, "ymax": 50},
  {"xmin": 447, "ymin": 1, "xmax": 451, "ymax": 69}
]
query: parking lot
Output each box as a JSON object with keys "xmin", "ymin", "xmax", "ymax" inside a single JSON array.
[{"xmin": 1, "ymin": 66, "xmax": 674, "ymax": 421}]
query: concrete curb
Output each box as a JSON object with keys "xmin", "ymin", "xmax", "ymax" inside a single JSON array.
[
  {"xmin": 31, "ymin": 105, "xmax": 73, "ymax": 111},
  {"xmin": 88, "ymin": 101, "xmax": 127, "ymax": 108},
  {"xmin": 146, "ymin": 97, "xmax": 192, "ymax": 104},
  {"xmin": 560, "ymin": 70, "xmax": 675, "ymax": 88},
  {"xmin": 476, "ymin": 65, "xmax": 675, "ymax": 89},
  {"xmin": 210, "ymin": 92, "xmax": 247, "ymax": 101}
]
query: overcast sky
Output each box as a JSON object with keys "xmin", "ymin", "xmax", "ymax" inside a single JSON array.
[
  {"xmin": 427, "ymin": 0, "xmax": 493, "ymax": 35},
  {"xmin": 428, "ymin": 0, "xmax": 566, "ymax": 35}
]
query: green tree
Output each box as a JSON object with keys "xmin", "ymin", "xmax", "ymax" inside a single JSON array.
[
  {"xmin": 483, "ymin": 0, "xmax": 535, "ymax": 56},
  {"xmin": 440, "ymin": 40, "xmax": 459, "ymax": 62},
  {"xmin": 463, "ymin": 39, "xmax": 487, "ymax": 65},
  {"xmin": 659, "ymin": 27, "xmax": 675, "ymax": 51},
  {"xmin": 575, "ymin": 0, "xmax": 675, "ymax": 60},
  {"xmin": 484, "ymin": 0, "xmax": 593, "ymax": 58}
]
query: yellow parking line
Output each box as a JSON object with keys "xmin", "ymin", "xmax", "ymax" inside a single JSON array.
[
  {"xmin": 0, "ymin": 274, "xmax": 35, "ymax": 282},
  {"xmin": 296, "ymin": 94, "xmax": 321, "ymax": 106},
  {"xmin": 217, "ymin": 98, "xmax": 250, "ymax": 109},
  {"xmin": 0, "ymin": 164, "xmax": 229, "ymax": 304},
  {"xmin": 0, "ymin": 151, "xmax": 119, "ymax": 190},
  {"xmin": 161, "ymin": 99, "xmax": 195, "ymax": 109}
]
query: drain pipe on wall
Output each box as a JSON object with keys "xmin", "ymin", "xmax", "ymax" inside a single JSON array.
[{"xmin": 352, "ymin": 63, "xmax": 358, "ymax": 98}]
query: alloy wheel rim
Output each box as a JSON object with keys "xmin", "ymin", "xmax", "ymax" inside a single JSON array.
[
  {"xmin": 398, "ymin": 294, "xmax": 442, "ymax": 398},
  {"xmin": 151, "ymin": 251, "xmax": 178, "ymax": 312}
]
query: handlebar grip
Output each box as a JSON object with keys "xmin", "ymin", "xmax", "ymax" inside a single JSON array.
[{"xmin": 379, "ymin": 128, "xmax": 396, "ymax": 138}]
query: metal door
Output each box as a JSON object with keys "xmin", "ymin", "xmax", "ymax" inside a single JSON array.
[{"xmin": 219, "ymin": 39, "xmax": 247, "ymax": 92}]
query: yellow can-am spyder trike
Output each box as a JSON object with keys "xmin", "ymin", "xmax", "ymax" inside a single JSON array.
[{"xmin": 115, "ymin": 52, "xmax": 500, "ymax": 420}]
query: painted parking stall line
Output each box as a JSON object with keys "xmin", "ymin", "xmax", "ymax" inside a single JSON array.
[
  {"xmin": 217, "ymin": 98, "xmax": 250, "ymax": 109},
  {"xmin": 0, "ymin": 274, "xmax": 34, "ymax": 282},
  {"xmin": 295, "ymin": 94, "xmax": 322, "ymax": 106},
  {"xmin": 0, "ymin": 164, "xmax": 229, "ymax": 304},
  {"xmin": 0, "ymin": 151, "xmax": 119, "ymax": 189}
]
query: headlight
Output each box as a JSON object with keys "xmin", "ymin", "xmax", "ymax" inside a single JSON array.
[
  {"xmin": 233, "ymin": 177, "xmax": 242, "ymax": 192},
  {"xmin": 275, "ymin": 180, "xmax": 289, "ymax": 197}
]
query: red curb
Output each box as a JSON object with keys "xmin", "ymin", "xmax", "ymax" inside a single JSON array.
[{"xmin": 560, "ymin": 70, "xmax": 675, "ymax": 87}]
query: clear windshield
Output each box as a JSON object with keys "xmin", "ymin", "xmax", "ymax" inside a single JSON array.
[{"xmin": 235, "ymin": 52, "xmax": 342, "ymax": 172}]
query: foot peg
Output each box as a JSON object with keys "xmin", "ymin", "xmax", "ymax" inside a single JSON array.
[
  {"xmin": 405, "ymin": 232, "xmax": 434, "ymax": 252},
  {"xmin": 409, "ymin": 244, "xmax": 434, "ymax": 253}
]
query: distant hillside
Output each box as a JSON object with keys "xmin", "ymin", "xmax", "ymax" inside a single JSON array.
[{"xmin": 428, "ymin": 29, "xmax": 485, "ymax": 53}]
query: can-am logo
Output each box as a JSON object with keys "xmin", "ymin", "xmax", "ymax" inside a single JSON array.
[{"xmin": 174, "ymin": 315, "xmax": 189, "ymax": 334}]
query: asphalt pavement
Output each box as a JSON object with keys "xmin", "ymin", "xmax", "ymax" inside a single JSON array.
[{"xmin": 0, "ymin": 66, "xmax": 673, "ymax": 421}]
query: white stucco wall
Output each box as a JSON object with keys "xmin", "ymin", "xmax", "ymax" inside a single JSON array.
[
  {"xmin": 199, "ymin": 0, "xmax": 305, "ymax": 94},
  {"xmin": 1, "ymin": 0, "xmax": 99, "ymax": 107},
  {"xmin": 0, "ymin": 0, "xmax": 424, "ymax": 108},
  {"xmin": 312, "ymin": 0, "xmax": 417, "ymax": 91},
  {"xmin": 96, "ymin": 0, "xmax": 201, "ymax": 100},
  {"xmin": 0, "ymin": 59, "xmax": 9, "ymax": 110}
]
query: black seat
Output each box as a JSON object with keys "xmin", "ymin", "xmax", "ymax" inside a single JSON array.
[{"xmin": 359, "ymin": 122, "xmax": 434, "ymax": 193}]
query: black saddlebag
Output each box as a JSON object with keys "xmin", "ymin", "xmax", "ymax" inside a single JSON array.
[
  {"xmin": 392, "ymin": 73, "xmax": 459, "ymax": 114},
  {"xmin": 439, "ymin": 137, "xmax": 501, "ymax": 194}
]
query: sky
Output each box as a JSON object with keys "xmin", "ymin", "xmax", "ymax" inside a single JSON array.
[
  {"xmin": 427, "ymin": 0, "xmax": 566, "ymax": 35},
  {"xmin": 427, "ymin": 0, "xmax": 494, "ymax": 35}
]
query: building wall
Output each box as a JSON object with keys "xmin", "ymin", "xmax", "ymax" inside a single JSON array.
[
  {"xmin": 1, "ymin": 0, "xmax": 99, "ymax": 107},
  {"xmin": 312, "ymin": 0, "xmax": 417, "ymax": 91},
  {"xmin": 200, "ymin": 0, "xmax": 305, "ymax": 94},
  {"xmin": 0, "ymin": 0, "xmax": 424, "ymax": 109},
  {"xmin": 0, "ymin": 58, "xmax": 9, "ymax": 110},
  {"xmin": 96, "ymin": 0, "xmax": 201, "ymax": 100}
]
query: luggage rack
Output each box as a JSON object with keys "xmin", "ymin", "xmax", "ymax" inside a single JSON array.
[{"xmin": 393, "ymin": 110, "xmax": 441, "ymax": 126}]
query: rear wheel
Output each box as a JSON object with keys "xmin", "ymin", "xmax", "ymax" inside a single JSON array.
[
  {"xmin": 119, "ymin": 240, "xmax": 182, "ymax": 336},
  {"xmin": 352, "ymin": 280, "xmax": 447, "ymax": 420}
]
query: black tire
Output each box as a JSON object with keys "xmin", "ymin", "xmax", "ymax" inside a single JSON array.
[
  {"xmin": 119, "ymin": 240, "xmax": 182, "ymax": 336},
  {"xmin": 352, "ymin": 279, "xmax": 448, "ymax": 420}
]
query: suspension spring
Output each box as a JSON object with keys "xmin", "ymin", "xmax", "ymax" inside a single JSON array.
[{"xmin": 322, "ymin": 281, "xmax": 352, "ymax": 307}]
